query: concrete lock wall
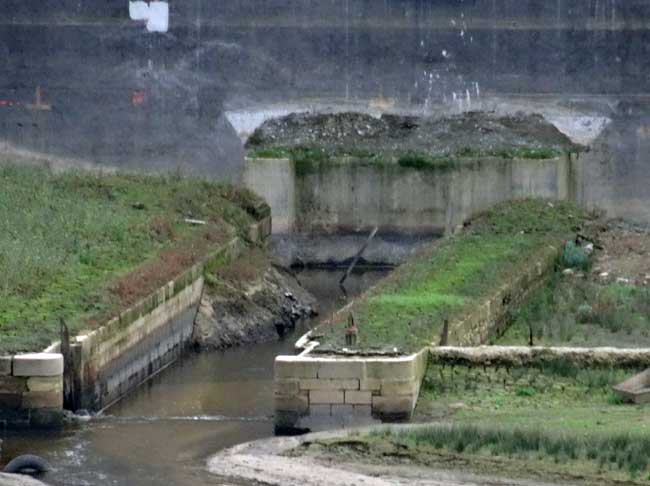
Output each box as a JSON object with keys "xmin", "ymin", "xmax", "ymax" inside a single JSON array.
[
  {"xmin": 65, "ymin": 217, "xmax": 270, "ymax": 412},
  {"xmin": 246, "ymin": 156, "xmax": 573, "ymax": 238},
  {"xmin": 274, "ymin": 239, "xmax": 563, "ymax": 430},
  {"xmin": 0, "ymin": 354, "xmax": 64, "ymax": 429}
]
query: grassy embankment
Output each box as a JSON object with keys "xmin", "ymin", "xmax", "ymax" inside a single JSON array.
[
  {"xmin": 299, "ymin": 421, "xmax": 650, "ymax": 485},
  {"xmin": 247, "ymin": 144, "xmax": 561, "ymax": 171},
  {"xmin": 498, "ymin": 273, "xmax": 650, "ymax": 348},
  {"xmin": 311, "ymin": 199, "xmax": 590, "ymax": 353},
  {"xmin": 408, "ymin": 361, "xmax": 650, "ymax": 482},
  {"xmin": 0, "ymin": 163, "xmax": 265, "ymax": 354},
  {"xmin": 297, "ymin": 360, "xmax": 650, "ymax": 483}
]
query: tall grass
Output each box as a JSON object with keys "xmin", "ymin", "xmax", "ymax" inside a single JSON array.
[
  {"xmin": 373, "ymin": 424, "xmax": 650, "ymax": 478},
  {"xmin": 501, "ymin": 271, "xmax": 650, "ymax": 347},
  {"xmin": 317, "ymin": 199, "xmax": 590, "ymax": 352}
]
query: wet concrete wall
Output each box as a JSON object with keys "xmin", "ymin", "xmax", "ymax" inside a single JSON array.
[
  {"xmin": 2, "ymin": 1, "xmax": 650, "ymax": 182},
  {"xmin": 263, "ymin": 156, "xmax": 572, "ymax": 236}
]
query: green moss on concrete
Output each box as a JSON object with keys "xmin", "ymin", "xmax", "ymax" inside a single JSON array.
[
  {"xmin": 0, "ymin": 163, "xmax": 263, "ymax": 354},
  {"xmin": 248, "ymin": 144, "xmax": 562, "ymax": 172},
  {"xmin": 313, "ymin": 200, "xmax": 591, "ymax": 353}
]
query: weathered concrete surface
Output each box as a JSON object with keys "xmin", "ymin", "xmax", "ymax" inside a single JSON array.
[
  {"xmin": 247, "ymin": 156, "xmax": 572, "ymax": 238},
  {"xmin": 3, "ymin": 1, "xmax": 650, "ymax": 181},
  {"xmin": 207, "ymin": 425, "xmax": 564, "ymax": 486},
  {"xmin": 0, "ymin": 474, "xmax": 49, "ymax": 486}
]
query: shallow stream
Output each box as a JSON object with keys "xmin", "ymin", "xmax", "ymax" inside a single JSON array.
[{"xmin": 0, "ymin": 268, "xmax": 389, "ymax": 486}]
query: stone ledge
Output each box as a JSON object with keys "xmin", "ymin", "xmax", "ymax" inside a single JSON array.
[
  {"xmin": 310, "ymin": 390, "xmax": 344, "ymax": 404},
  {"xmin": 345, "ymin": 390, "xmax": 372, "ymax": 405},
  {"xmin": 429, "ymin": 346, "xmax": 650, "ymax": 368},
  {"xmin": 12, "ymin": 353, "xmax": 64, "ymax": 377},
  {"xmin": 300, "ymin": 379, "xmax": 359, "ymax": 391}
]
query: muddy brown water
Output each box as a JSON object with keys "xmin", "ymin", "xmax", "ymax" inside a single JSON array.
[{"xmin": 0, "ymin": 268, "xmax": 389, "ymax": 486}]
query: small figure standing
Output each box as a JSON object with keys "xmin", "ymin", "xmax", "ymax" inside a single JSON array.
[{"xmin": 345, "ymin": 313, "xmax": 358, "ymax": 347}]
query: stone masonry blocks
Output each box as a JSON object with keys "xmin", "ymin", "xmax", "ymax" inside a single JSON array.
[
  {"xmin": 275, "ymin": 379, "xmax": 300, "ymax": 395},
  {"xmin": 316, "ymin": 360, "xmax": 365, "ymax": 379},
  {"xmin": 331, "ymin": 404, "xmax": 354, "ymax": 416},
  {"xmin": 22, "ymin": 390, "xmax": 63, "ymax": 409},
  {"xmin": 344, "ymin": 390, "xmax": 372, "ymax": 405},
  {"xmin": 13, "ymin": 353, "xmax": 64, "ymax": 377},
  {"xmin": 310, "ymin": 404, "xmax": 332, "ymax": 415},
  {"xmin": 300, "ymin": 379, "xmax": 359, "ymax": 390},
  {"xmin": 310, "ymin": 390, "xmax": 344, "ymax": 404},
  {"xmin": 275, "ymin": 356, "xmax": 319, "ymax": 379},
  {"xmin": 381, "ymin": 380, "xmax": 418, "ymax": 396},
  {"xmin": 27, "ymin": 376, "xmax": 63, "ymax": 393},
  {"xmin": 276, "ymin": 392, "xmax": 309, "ymax": 414},
  {"xmin": 372, "ymin": 395, "xmax": 414, "ymax": 415},
  {"xmin": 365, "ymin": 358, "xmax": 415, "ymax": 380}
]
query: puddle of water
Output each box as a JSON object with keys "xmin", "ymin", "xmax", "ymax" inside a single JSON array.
[{"xmin": 0, "ymin": 268, "xmax": 389, "ymax": 486}]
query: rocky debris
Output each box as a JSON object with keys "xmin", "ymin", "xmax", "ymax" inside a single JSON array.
[
  {"xmin": 246, "ymin": 111, "xmax": 582, "ymax": 156},
  {"xmin": 192, "ymin": 251, "xmax": 316, "ymax": 349},
  {"xmin": 587, "ymin": 219, "xmax": 650, "ymax": 286}
]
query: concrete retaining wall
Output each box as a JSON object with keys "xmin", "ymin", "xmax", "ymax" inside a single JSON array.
[
  {"xmin": 0, "ymin": 354, "xmax": 64, "ymax": 429},
  {"xmin": 274, "ymin": 349, "xmax": 428, "ymax": 432},
  {"xmin": 246, "ymin": 156, "xmax": 573, "ymax": 238}
]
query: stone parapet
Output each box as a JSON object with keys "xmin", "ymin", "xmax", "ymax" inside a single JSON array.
[
  {"xmin": 0, "ymin": 354, "xmax": 64, "ymax": 429},
  {"xmin": 274, "ymin": 350, "xmax": 428, "ymax": 432},
  {"xmin": 429, "ymin": 346, "xmax": 650, "ymax": 369}
]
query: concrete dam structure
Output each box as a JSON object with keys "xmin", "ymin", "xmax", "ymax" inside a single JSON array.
[
  {"xmin": 3, "ymin": 2, "xmax": 650, "ymax": 485},
  {"xmin": 2, "ymin": 1, "xmax": 650, "ymax": 198}
]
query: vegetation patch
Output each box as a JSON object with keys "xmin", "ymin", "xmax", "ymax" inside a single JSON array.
[
  {"xmin": 0, "ymin": 163, "xmax": 264, "ymax": 354},
  {"xmin": 498, "ymin": 274, "xmax": 650, "ymax": 348},
  {"xmin": 248, "ymin": 143, "xmax": 562, "ymax": 172},
  {"xmin": 403, "ymin": 362, "xmax": 650, "ymax": 481},
  {"xmin": 312, "ymin": 199, "xmax": 591, "ymax": 353}
]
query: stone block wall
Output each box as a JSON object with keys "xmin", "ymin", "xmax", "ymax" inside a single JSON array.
[
  {"xmin": 274, "ymin": 238, "xmax": 563, "ymax": 431},
  {"xmin": 274, "ymin": 350, "xmax": 428, "ymax": 431},
  {"xmin": 445, "ymin": 243, "xmax": 561, "ymax": 346},
  {"xmin": 68, "ymin": 216, "xmax": 272, "ymax": 412},
  {"xmin": 0, "ymin": 213, "xmax": 272, "ymax": 425},
  {"xmin": 0, "ymin": 353, "xmax": 63, "ymax": 429}
]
